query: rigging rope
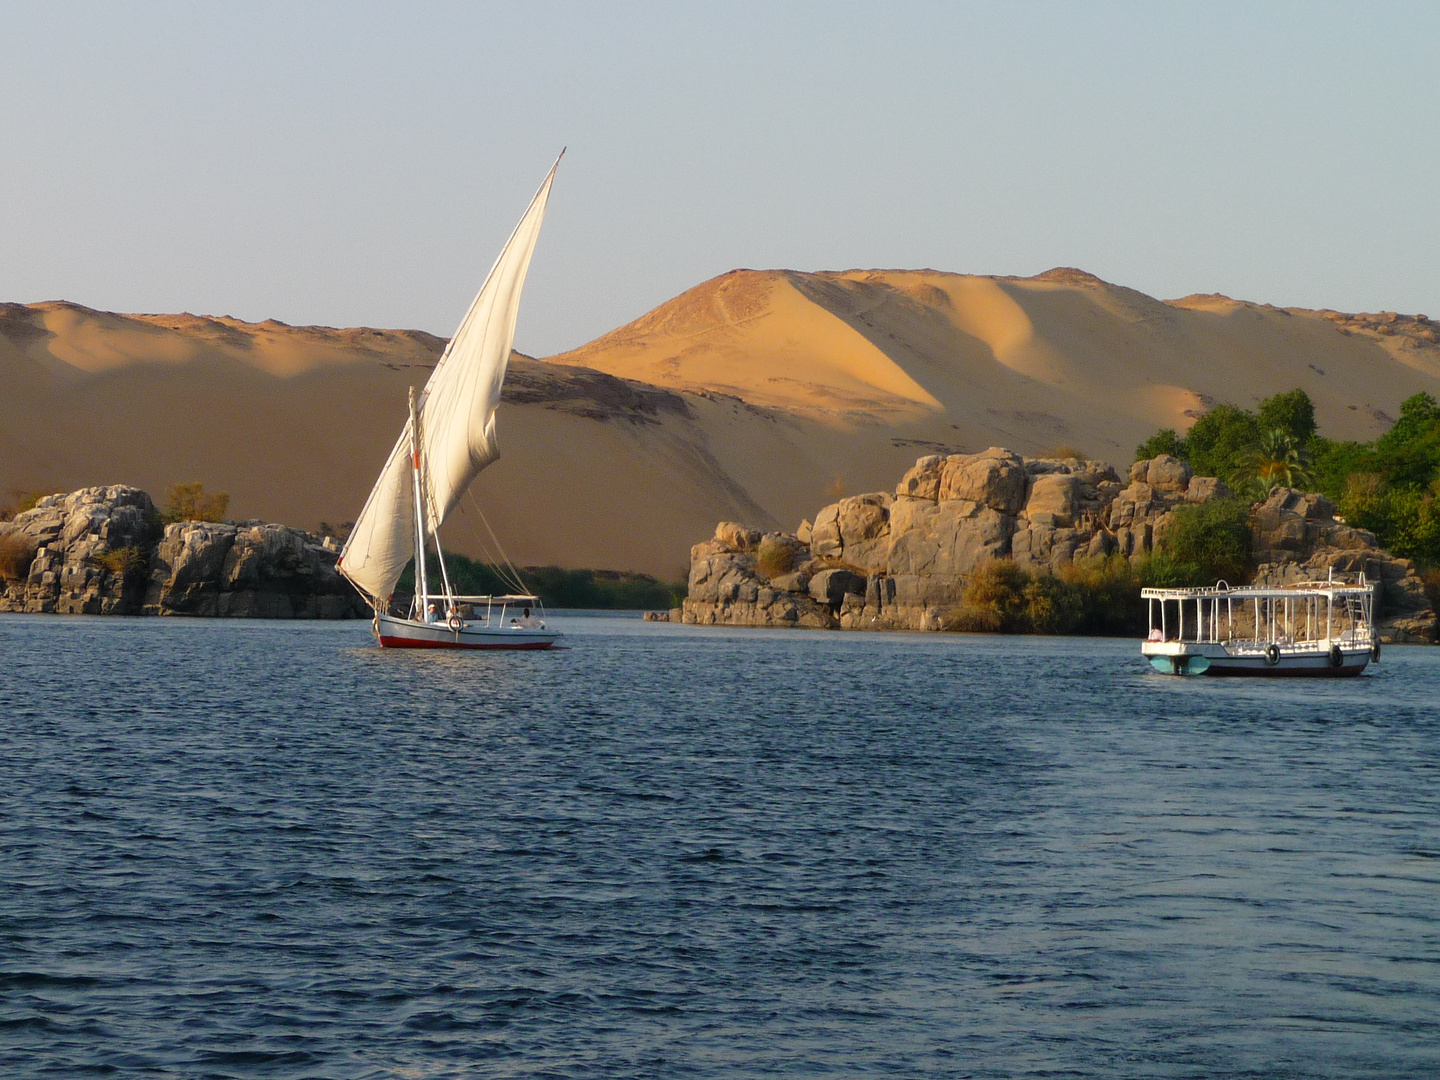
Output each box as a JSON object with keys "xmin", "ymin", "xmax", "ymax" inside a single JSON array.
[{"xmin": 463, "ymin": 488, "xmax": 532, "ymax": 598}]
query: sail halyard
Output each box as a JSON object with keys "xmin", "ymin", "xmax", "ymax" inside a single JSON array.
[{"xmin": 339, "ymin": 154, "xmax": 561, "ymax": 607}]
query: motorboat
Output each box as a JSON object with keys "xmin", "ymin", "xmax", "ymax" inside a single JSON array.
[{"xmin": 1140, "ymin": 574, "xmax": 1377, "ymax": 676}]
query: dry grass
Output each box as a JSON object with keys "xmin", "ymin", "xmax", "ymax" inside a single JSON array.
[
  {"xmin": 93, "ymin": 547, "xmax": 147, "ymax": 579},
  {"xmin": 944, "ymin": 555, "xmax": 1146, "ymax": 636},
  {"xmin": 1, "ymin": 490, "xmax": 47, "ymax": 522},
  {"xmin": 163, "ymin": 482, "xmax": 230, "ymax": 524},
  {"xmin": 0, "ymin": 533, "xmax": 37, "ymax": 582},
  {"xmin": 755, "ymin": 535, "xmax": 797, "ymax": 578}
]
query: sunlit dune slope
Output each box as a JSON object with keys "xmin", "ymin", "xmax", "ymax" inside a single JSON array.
[
  {"xmin": 5, "ymin": 272, "xmax": 1440, "ymax": 580},
  {"xmin": 549, "ymin": 267, "xmax": 1440, "ymax": 458}
]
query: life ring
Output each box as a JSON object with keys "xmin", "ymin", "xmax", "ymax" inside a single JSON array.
[
  {"xmin": 1372, "ymin": 641, "xmax": 1381, "ymax": 663},
  {"xmin": 1265, "ymin": 644, "xmax": 1281, "ymax": 666},
  {"xmin": 1329, "ymin": 645, "xmax": 1344, "ymax": 669},
  {"xmin": 447, "ymin": 612, "xmax": 465, "ymax": 633}
]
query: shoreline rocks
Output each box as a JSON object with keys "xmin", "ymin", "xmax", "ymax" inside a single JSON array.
[
  {"xmin": 681, "ymin": 449, "xmax": 1438, "ymax": 643},
  {"xmin": 0, "ymin": 486, "xmax": 366, "ymax": 619}
]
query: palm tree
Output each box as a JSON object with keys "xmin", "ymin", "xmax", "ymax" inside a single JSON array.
[{"xmin": 1233, "ymin": 428, "xmax": 1314, "ymax": 492}]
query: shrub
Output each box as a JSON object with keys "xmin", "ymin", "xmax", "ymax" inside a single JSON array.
[
  {"xmin": 1154, "ymin": 498, "xmax": 1252, "ymax": 585},
  {"xmin": 1020, "ymin": 573, "xmax": 1086, "ymax": 634},
  {"xmin": 948, "ymin": 560, "xmax": 1031, "ymax": 632},
  {"xmin": 1135, "ymin": 428, "xmax": 1187, "ymax": 463},
  {"xmin": 1059, "ymin": 554, "xmax": 1148, "ymax": 635},
  {"xmin": 93, "ymin": 546, "xmax": 148, "ymax": 580},
  {"xmin": 1, "ymin": 490, "xmax": 47, "ymax": 522},
  {"xmin": 755, "ymin": 535, "xmax": 796, "ymax": 578},
  {"xmin": 163, "ymin": 483, "xmax": 230, "ymax": 524},
  {"xmin": 946, "ymin": 556, "xmax": 1148, "ymax": 636},
  {"xmin": 1341, "ymin": 477, "xmax": 1440, "ymax": 564},
  {"xmin": 0, "ymin": 533, "xmax": 36, "ymax": 582}
]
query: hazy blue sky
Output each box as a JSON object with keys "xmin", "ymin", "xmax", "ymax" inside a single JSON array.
[{"xmin": 2, "ymin": 1, "xmax": 1436, "ymax": 355}]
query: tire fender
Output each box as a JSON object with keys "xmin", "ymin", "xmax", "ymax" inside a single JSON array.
[{"xmin": 1265, "ymin": 644, "xmax": 1281, "ymax": 666}]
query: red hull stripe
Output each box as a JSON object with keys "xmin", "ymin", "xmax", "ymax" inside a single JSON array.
[{"xmin": 377, "ymin": 636, "xmax": 555, "ymax": 651}]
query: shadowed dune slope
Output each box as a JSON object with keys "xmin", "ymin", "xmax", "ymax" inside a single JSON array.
[
  {"xmin": 4, "ymin": 270, "xmax": 1440, "ymax": 577},
  {"xmin": 0, "ymin": 302, "xmax": 798, "ymax": 577}
]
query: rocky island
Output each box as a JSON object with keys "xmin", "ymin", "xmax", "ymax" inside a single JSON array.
[
  {"xmin": 681, "ymin": 449, "xmax": 1437, "ymax": 643},
  {"xmin": 0, "ymin": 486, "xmax": 365, "ymax": 618}
]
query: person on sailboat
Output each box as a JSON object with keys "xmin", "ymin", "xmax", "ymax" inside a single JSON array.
[{"xmin": 512, "ymin": 606, "xmax": 543, "ymax": 629}]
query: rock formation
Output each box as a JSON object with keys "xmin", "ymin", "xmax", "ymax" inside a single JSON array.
[
  {"xmin": 682, "ymin": 449, "xmax": 1437, "ymax": 642},
  {"xmin": 0, "ymin": 487, "xmax": 366, "ymax": 618},
  {"xmin": 1248, "ymin": 488, "xmax": 1435, "ymax": 643}
]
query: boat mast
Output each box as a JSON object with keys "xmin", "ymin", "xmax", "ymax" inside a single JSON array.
[
  {"xmin": 409, "ymin": 387, "xmax": 430, "ymax": 619},
  {"xmin": 407, "ymin": 386, "xmax": 458, "ymax": 620}
]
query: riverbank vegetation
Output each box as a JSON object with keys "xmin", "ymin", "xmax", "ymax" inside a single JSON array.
[
  {"xmin": 401, "ymin": 552, "xmax": 686, "ymax": 610},
  {"xmin": 945, "ymin": 523, "xmax": 1257, "ymax": 637},
  {"xmin": 1136, "ymin": 388, "xmax": 1440, "ymax": 567}
]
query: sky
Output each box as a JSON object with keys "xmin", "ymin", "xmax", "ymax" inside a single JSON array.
[{"xmin": 2, "ymin": 1, "xmax": 1437, "ymax": 357}]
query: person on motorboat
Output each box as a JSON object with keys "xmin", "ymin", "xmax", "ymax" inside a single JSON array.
[{"xmin": 511, "ymin": 605, "xmax": 544, "ymax": 629}]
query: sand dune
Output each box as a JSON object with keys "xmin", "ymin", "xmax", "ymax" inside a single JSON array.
[
  {"xmin": 0, "ymin": 302, "xmax": 800, "ymax": 578},
  {"xmin": 4, "ymin": 271, "xmax": 1439, "ymax": 578},
  {"xmin": 551, "ymin": 267, "xmax": 1440, "ymax": 456}
]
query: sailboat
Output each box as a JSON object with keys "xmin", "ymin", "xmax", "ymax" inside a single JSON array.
[{"xmin": 338, "ymin": 155, "xmax": 563, "ymax": 650}]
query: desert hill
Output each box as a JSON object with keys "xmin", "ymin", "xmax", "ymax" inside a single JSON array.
[
  {"xmin": 550, "ymin": 267, "xmax": 1440, "ymax": 448},
  {"xmin": 3, "ymin": 270, "xmax": 1439, "ymax": 578},
  {"xmin": 0, "ymin": 301, "xmax": 798, "ymax": 578}
]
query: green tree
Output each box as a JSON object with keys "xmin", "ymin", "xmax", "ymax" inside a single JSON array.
[
  {"xmin": 1154, "ymin": 498, "xmax": 1253, "ymax": 584},
  {"xmin": 1184, "ymin": 404, "xmax": 1261, "ymax": 479},
  {"xmin": 1134, "ymin": 428, "xmax": 1187, "ymax": 463},
  {"xmin": 1257, "ymin": 388, "xmax": 1317, "ymax": 443},
  {"xmin": 1234, "ymin": 428, "xmax": 1314, "ymax": 491}
]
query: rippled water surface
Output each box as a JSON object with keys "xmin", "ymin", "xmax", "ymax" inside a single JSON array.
[{"xmin": 3, "ymin": 613, "xmax": 1439, "ymax": 1078}]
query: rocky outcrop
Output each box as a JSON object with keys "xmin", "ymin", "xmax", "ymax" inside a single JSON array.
[
  {"xmin": 681, "ymin": 449, "xmax": 1438, "ymax": 642},
  {"xmin": 0, "ymin": 486, "xmax": 366, "ymax": 618},
  {"xmin": 1248, "ymin": 487, "xmax": 1435, "ymax": 643}
]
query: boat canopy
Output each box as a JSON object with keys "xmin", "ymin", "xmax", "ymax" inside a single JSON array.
[{"xmin": 1141, "ymin": 581, "xmax": 1374, "ymax": 602}]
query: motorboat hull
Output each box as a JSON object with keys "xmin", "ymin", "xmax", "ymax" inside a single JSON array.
[
  {"xmin": 374, "ymin": 611, "xmax": 560, "ymax": 650},
  {"xmin": 1143, "ymin": 641, "xmax": 1371, "ymax": 677}
]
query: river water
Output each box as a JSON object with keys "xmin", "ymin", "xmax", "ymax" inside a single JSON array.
[{"xmin": 3, "ymin": 613, "xmax": 1438, "ymax": 1077}]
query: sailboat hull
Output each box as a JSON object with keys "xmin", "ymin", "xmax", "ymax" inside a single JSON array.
[{"xmin": 374, "ymin": 612, "xmax": 560, "ymax": 650}]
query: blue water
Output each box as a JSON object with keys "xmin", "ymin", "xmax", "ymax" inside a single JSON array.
[{"xmin": 2, "ymin": 613, "xmax": 1438, "ymax": 1078}]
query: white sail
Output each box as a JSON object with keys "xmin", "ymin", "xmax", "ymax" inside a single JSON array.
[{"xmin": 339, "ymin": 156, "xmax": 560, "ymax": 604}]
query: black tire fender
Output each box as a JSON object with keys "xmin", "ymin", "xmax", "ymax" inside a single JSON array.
[
  {"xmin": 1265, "ymin": 644, "xmax": 1281, "ymax": 666},
  {"xmin": 1372, "ymin": 641, "xmax": 1381, "ymax": 663},
  {"xmin": 1329, "ymin": 644, "xmax": 1344, "ymax": 668}
]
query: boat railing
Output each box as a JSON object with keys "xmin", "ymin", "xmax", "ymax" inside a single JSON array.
[{"xmin": 1142, "ymin": 577, "xmax": 1375, "ymax": 648}]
